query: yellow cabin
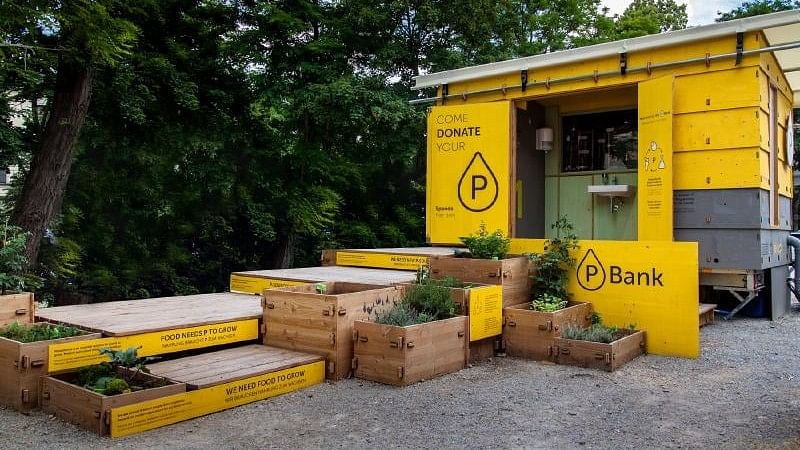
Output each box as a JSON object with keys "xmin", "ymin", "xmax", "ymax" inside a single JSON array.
[{"xmin": 414, "ymin": 10, "xmax": 800, "ymax": 319}]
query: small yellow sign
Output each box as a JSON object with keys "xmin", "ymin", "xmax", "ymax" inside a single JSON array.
[
  {"xmin": 511, "ymin": 239, "xmax": 699, "ymax": 358},
  {"xmin": 427, "ymin": 102, "xmax": 511, "ymax": 244},
  {"xmin": 335, "ymin": 251, "xmax": 428, "ymax": 271},
  {"xmin": 48, "ymin": 319, "xmax": 259, "ymax": 372},
  {"xmin": 230, "ymin": 274, "xmax": 306, "ymax": 294},
  {"xmin": 467, "ymin": 285, "xmax": 503, "ymax": 341},
  {"xmin": 110, "ymin": 360, "xmax": 325, "ymax": 437},
  {"xmin": 638, "ymin": 76, "xmax": 674, "ymax": 241}
]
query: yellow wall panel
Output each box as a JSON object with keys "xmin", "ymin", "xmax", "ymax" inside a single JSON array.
[
  {"xmin": 673, "ymin": 68, "xmax": 760, "ymax": 114},
  {"xmin": 542, "ymin": 86, "xmax": 637, "ymax": 114},
  {"xmin": 673, "ymin": 148, "xmax": 762, "ymax": 190},
  {"xmin": 673, "ymin": 108, "xmax": 761, "ymax": 151},
  {"xmin": 759, "ymin": 148, "xmax": 772, "ymax": 191}
]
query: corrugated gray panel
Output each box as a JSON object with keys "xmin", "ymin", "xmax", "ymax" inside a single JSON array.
[
  {"xmin": 673, "ymin": 189, "xmax": 791, "ymax": 230},
  {"xmin": 675, "ymin": 228, "xmax": 790, "ymax": 270},
  {"xmin": 769, "ymin": 266, "xmax": 790, "ymax": 320}
]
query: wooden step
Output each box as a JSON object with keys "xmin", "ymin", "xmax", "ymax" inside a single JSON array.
[
  {"xmin": 230, "ymin": 265, "xmax": 417, "ymax": 294},
  {"xmin": 699, "ymin": 303, "xmax": 717, "ymax": 327}
]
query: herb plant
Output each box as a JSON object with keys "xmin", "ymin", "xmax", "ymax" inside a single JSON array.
[
  {"xmin": 374, "ymin": 272, "xmax": 460, "ymax": 327},
  {"xmin": 460, "ymin": 223, "xmax": 511, "ymax": 260},
  {"xmin": 77, "ymin": 346, "xmax": 155, "ymax": 396},
  {"xmin": 0, "ymin": 321, "xmax": 83, "ymax": 343},
  {"xmin": 528, "ymin": 217, "xmax": 579, "ymax": 311},
  {"xmin": 560, "ymin": 315, "xmax": 636, "ymax": 343},
  {"xmin": 0, "ymin": 222, "xmax": 42, "ymax": 295}
]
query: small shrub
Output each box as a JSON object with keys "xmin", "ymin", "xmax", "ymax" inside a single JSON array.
[
  {"xmin": 374, "ymin": 302, "xmax": 424, "ymax": 327},
  {"xmin": 460, "ymin": 223, "xmax": 511, "ymax": 260},
  {"xmin": 530, "ymin": 293, "xmax": 567, "ymax": 312},
  {"xmin": 0, "ymin": 222, "xmax": 42, "ymax": 295},
  {"xmin": 0, "ymin": 322, "xmax": 83, "ymax": 343},
  {"xmin": 403, "ymin": 282, "xmax": 456, "ymax": 321},
  {"xmin": 528, "ymin": 217, "xmax": 579, "ymax": 309}
]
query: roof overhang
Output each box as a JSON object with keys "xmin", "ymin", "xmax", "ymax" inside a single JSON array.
[{"xmin": 413, "ymin": 10, "xmax": 800, "ymax": 106}]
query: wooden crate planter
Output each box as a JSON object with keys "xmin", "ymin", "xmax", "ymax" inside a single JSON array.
[
  {"xmin": 0, "ymin": 329, "xmax": 101, "ymax": 412},
  {"xmin": 263, "ymin": 282, "xmax": 405, "ymax": 380},
  {"xmin": 352, "ymin": 315, "xmax": 468, "ymax": 386},
  {"xmin": 553, "ymin": 329, "xmax": 646, "ymax": 372},
  {"xmin": 41, "ymin": 370, "xmax": 186, "ymax": 435},
  {"xmin": 502, "ymin": 301, "xmax": 593, "ymax": 361},
  {"xmin": 429, "ymin": 255, "xmax": 531, "ymax": 306},
  {"xmin": 0, "ymin": 292, "xmax": 35, "ymax": 327}
]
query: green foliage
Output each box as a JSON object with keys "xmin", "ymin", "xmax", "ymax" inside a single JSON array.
[
  {"xmin": 374, "ymin": 302, "xmax": 424, "ymax": 327},
  {"xmin": 716, "ymin": 1, "xmax": 800, "ymax": 21},
  {"xmin": 528, "ymin": 217, "xmax": 579, "ymax": 306},
  {"xmin": 0, "ymin": 222, "xmax": 41, "ymax": 294},
  {"xmin": 0, "ymin": 321, "xmax": 83, "ymax": 343},
  {"xmin": 460, "ymin": 223, "xmax": 511, "ymax": 260},
  {"xmin": 530, "ymin": 293, "xmax": 568, "ymax": 312},
  {"xmin": 315, "ymin": 283, "xmax": 327, "ymax": 294},
  {"xmin": 403, "ymin": 282, "xmax": 457, "ymax": 322},
  {"xmin": 78, "ymin": 346, "xmax": 152, "ymax": 395},
  {"xmin": 561, "ymin": 323, "xmax": 623, "ymax": 344},
  {"xmin": 88, "ymin": 376, "xmax": 130, "ymax": 395}
]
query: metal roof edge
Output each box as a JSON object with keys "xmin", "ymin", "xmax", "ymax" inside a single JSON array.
[{"xmin": 412, "ymin": 9, "xmax": 800, "ymax": 90}]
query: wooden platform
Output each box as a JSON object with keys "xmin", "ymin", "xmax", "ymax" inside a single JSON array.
[
  {"xmin": 147, "ymin": 344, "xmax": 323, "ymax": 389},
  {"xmin": 321, "ymin": 247, "xmax": 459, "ymax": 270},
  {"xmin": 230, "ymin": 265, "xmax": 416, "ymax": 294},
  {"xmin": 36, "ymin": 292, "xmax": 261, "ymax": 336},
  {"xmin": 699, "ymin": 303, "xmax": 717, "ymax": 327}
]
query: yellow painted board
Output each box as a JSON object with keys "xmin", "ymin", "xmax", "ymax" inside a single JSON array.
[
  {"xmin": 230, "ymin": 273, "xmax": 306, "ymax": 295},
  {"xmin": 468, "ymin": 285, "xmax": 502, "ymax": 341},
  {"xmin": 510, "ymin": 239, "xmax": 699, "ymax": 358},
  {"xmin": 673, "ymin": 148, "xmax": 762, "ymax": 190},
  {"xmin": 334, "ymin": 251, "xmax": 428, "ymax": 271},
  {"xmin": 440, "ymin": 33, "xmax": 761, "ymax": 105},
  {"xmin": 673, "ymin": 68, "xmax": 760, "ymax": 114},
  {"xmin": 673, "ymin": 108, "xmax": 762, "ymax": 152},
  {"xmin": 759, "ymin": 148, "xmax": 771, "ymax": 191},
  {"xmin": 110, "ymin": 360, "xmax": 325, "ymax": 438},
  {"xmin": 48, "ymin": 319, "xmax": 259, "ymax": 372},
  {"xmin": 427, "ymin": 101, "xmax": 511, "ymax": 244},
  {"xmin": 544, "ymin": 86, "xmax": 636, "ymax": 114},
  {"xmin": 637, "ymin": 75, "xmax": 674, "ymax": 241}
]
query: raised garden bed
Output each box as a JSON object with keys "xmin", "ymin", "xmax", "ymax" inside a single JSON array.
[
  {"xmin": 263, "ymin": 282, "xmax": 405, "ymax": 380},
  {"xmin": 352, "ymin": 315, "xmax": 468, "ymax": 386},
  {"xmin": 0, "ymin": 292, "xmax": 35, "ymax": 327},
  {"xmin": 41, "ymin": 367, "xmax": 186, "ymax": 435},
  {"xmin": 502, "ymin": 301, "xmax": 593, "ymax": 361},
  {"xmin": 445, "ymin": 283, "xmax": 502, "ymax": 363},
  {"xmin": 429, "ymin": 255, "xmax": 531, "ymax": 307},
  {"xmin": 553, "ymin": 327, "xmax": 646, "ymax": 372},
  {"xmin": 0, "ymin": 322, "xmax": 100, "ymax": 411}
]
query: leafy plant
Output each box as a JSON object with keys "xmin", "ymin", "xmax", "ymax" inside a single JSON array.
[
  {"xmin": 315, "ymin": 283, "xmax": 327, "ymax": 294},
  {"xmin": 374, "ymin": 302, "xmax": 424, "ymax": 327},
  {"xmin": 530, "ymin": 293, "xmax": 568, "ymax": 312},
  {"xmin": 561, "ymin": 315, "xmax": 637, "ymax": 343},
  {"xmin": 0, "ymin": 321, "xmax": 83, "ymax": 343},
  {"xmin": 78, "ymin": 346, "xmax": 154, "ymax": 395},
  {"xmin": 0, "ymin": 222, "xmax": 42, "ymax": 295},
  {"xmin": 527, "ymin": 217, "xmax": 579, "ymax": 309},
  {"xmin": 403, "ymin": 281, "xmax": 457, "ymax": 322},
  {"xmin": 460, "ymin": 223, "xmax": 511, "ymax": 260}
]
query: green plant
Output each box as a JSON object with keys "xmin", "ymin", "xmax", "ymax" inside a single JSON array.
[
  {"xmin": 460, "ymin": 223, "xmax": 511, "ymax": 260},
  {"xmin": 315, "ymin": 283, "xmax": 327, "ymax": 294},
  {"xmin": 530, "ymin": 293, "xmax": 568, "ymax": 312},
  {"xmin": 527, "ymin": 217, "xmax": 579, "ymax": 309},
  {"xmin": 0, "ymin": 321, "xmax": 83, "ymax": 343},
  {"xmin": 78, "ymin": 346, "xmax": 155, "ymax": 395},
  {"xmin": 403, "ymin": 282, "xmax": 456, "ymax": 322},
  {"xmin": 0, "ymin": 222, "xmax": 42, "ymax": 295},
  {"xmin": 374, "ymin": 302, "xmax": 425, "ymax": 327}
]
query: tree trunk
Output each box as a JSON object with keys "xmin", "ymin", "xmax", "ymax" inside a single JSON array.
[
  {"xmin": 11, "ymin": 58, "xmax": 94, "ymax": 266},
  {"xmin": 271, "ymin": 232, "xmax": 296, "ymax": 269}
]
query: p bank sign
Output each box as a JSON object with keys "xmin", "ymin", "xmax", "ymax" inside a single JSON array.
[{"xmin": 510, "ymin": 239, "xmax": 700, "ymax": 358}]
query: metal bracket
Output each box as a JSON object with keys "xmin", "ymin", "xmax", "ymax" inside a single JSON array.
[
  {"xmin": 619, "ymin": 52, "xmax": 628, "ymax": 75},
  {"xmin": 521, "ymin": 69, "xmax": 528, "ymax": 92},
  {"xmin": 735, "ymin": 32, "xmax": 744, "ymax": 65},
  {"xmin": 441, "ymin": 83, "xmax": 449, "ymax": 105}
]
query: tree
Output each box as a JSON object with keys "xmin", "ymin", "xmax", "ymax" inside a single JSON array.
[
  {"xmin": 612, "ymin": 0, "xmax": 687, "ymax": 40},
  {"xmin": 1, "ymin": 1, "xmax": 137, "ymax": 266},
  {"xmin": 717, "ymin": 0, "xmax": 800, "ymax": 21}
]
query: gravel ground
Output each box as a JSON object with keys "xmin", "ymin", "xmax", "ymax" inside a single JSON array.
[{"xmin": 2, "ymin": 308, "xmax": 800, "ymax": 450}]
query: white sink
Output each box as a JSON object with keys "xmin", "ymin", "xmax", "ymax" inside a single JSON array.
[{"xmin": 587, "ymin": 184, "xmax": 634, "ymax": 197}]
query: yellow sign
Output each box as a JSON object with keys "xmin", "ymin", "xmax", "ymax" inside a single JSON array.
[
  {"xmin": 48, "ymin": 319, "xmax": 259, "ymax": 372},
  {"xmin": 230, "ymin": 273, "xmax": 306, "ymax": 294},
  {"xmin": 335, "ymin": 251, "xmax": 428, "ymax": 271},
  {"xmin": 110, "ymin": 360, "xmax": 325, "ymax": 438},
  {"xmin": 511, "ymin": 239, "xmax": 699, "ymax": 358},
  {"xmin": 468, "ymin": 285, "xmax": 503, "ymax": 341},
  {"xmin": 427, "ymin": 102, "xmax": 511, "ymax": 244},
  {"xmin": 638, "ymin": 76, "xmax": 674, "ymax": 240}
]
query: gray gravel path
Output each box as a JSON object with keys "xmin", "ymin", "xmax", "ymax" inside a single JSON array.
[{"xmin": 2, "ymin": 308, "xmax": 800, "ymax": 450}]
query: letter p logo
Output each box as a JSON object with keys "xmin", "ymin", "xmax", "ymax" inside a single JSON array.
[{"xmin": 576, "ymin": 249, "xmax": 606, "ymax": 291}]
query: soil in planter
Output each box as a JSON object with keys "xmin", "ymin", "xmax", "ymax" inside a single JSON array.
[{"xmin": 0, "ymin": 321, "xmax": 84, "ymax": 343}]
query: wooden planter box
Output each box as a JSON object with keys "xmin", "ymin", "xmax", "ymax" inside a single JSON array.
[
  {"xmin": 0, "ymin": 330, "xmax": 101, "ymax": 412},
  {"xmin": 0, "ymin": 292, "xmax": 35, "ymax": 327},
  {"xmin": 448, "ymin": 285, "xmax": 501, "ymax": 363},
  {"xmin": 502, "ymin": 301, "xmax": 593, "ymax": 361},
  {"xmin": 553, "ymin": 329, "xmax": 646, "ymax": 372},
  {"xmin": 263, "ymin": 282, "xmax": 405, "ymax": 380},
  {"xmin": 352, "ymin": 316, "xmax": 468, "ymax": 386},
  {"xmin": 429, "ymin": 255, "xmax": 531, "ymax": 307},
  {"xmin": 41, "ymin": 370, "xmax": 186, "ymax": 435}
]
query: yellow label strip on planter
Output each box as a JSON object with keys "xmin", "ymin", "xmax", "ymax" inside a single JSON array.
[
  {"xmin": 468, "ymin": 285, "xmax": 503, "ymax": 341},
  {"xmin": 229, "ymin": 274, "xmax": 306, "ymax": 294},
  {"xmin": 109, "ymin": 360, "xmax": 325, "ymax": 438},
  {"xmin": 48, "ymin": 319, "xmax": 259, "ymax": 372},
  {"xmin": 334, "ymin": 251, "xmax": 428, "ymax": 271}
]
